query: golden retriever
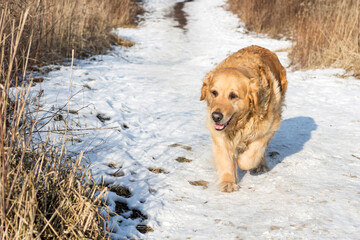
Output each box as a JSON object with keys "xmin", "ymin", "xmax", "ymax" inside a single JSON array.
[{"xmin": 200, "ymin": 45, "xmax": 287, "ymax": 192}]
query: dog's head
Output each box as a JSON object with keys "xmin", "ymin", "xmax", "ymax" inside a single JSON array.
[{"xmin": 200, "ymin": 67, "xmax": 259, "ymax": 131}]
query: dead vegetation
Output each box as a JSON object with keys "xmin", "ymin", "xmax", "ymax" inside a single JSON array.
[
  {"xmin": 0, "ymin": 0, "xmax": 143, "ymax": 67},
  {"xmin": 0, "ymin": 1, "xmax": 144, "ymax": 239},
  {"xmin": 228, "ymin": 0, "xmax": 360, "ymax": 76},
  {"xmin": 0, "ymin": 7, "xmax": 110, "ymax": 238}
]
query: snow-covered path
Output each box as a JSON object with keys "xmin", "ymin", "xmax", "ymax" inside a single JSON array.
[{"xmin": 34, "ymin": 0, "xmax": 360, "ymax": 239}]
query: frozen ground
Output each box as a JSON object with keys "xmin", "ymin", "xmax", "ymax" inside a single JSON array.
[{"xmin": 32, "ymin": 0, "xmax": 360, "ymax": 239}]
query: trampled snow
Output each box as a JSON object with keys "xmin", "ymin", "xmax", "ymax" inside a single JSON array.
[{"xmin": 32, "ymin": 0, "xmax": 360, "ymax": 239}]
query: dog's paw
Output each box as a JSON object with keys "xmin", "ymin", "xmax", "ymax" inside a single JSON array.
[
  {"xmin": 250, "ymin": 164, "xmax": 269, "ymax": 175},
  {"xmin": 219, "ymin": 182, "xmax": 239, "ymax": 193}
]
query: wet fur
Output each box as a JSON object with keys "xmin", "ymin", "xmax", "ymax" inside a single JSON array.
[{"xmin": 200, "ymin": 45, "xmax": 287, "ymax": 192}]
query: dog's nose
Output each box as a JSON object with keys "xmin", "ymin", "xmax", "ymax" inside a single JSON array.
[{"xmin": 212, "ymin": 112, "xmax": 223, "ymax": 122}]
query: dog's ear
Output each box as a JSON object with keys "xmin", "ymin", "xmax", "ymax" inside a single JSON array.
[
  {"xmin": 200, "ymin": 71, "xmax": 213, "ymax": 101},
  {"xmin": 249, "ymin": 77, "xmax": 269, "ymax": 115},
  {"xmin": 249, "ymin": 78, "xmax": 260, "ymax": 111}
]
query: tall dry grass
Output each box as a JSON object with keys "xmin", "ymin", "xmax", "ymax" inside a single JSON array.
[
  {"xmin": 227, "ymin": 0, "xmax": 303, "ymax": 37},
  {"xmin": 1, "ymin": 0, "xmax": 143, "ymax": 66},
  {"xmin": 290, "ymin": 0, "xmax": 360, "ymax": 74},
  {"xmin": 0, "ymin": 0, "xmax": 144, "ymax": 238},
  {"xmin": 0, "ymin": 4, "xmax": 115, "ymax": 240},
  {"xmin": 228, "ymin": 0, "xmax": 360, "ymax": 76}
]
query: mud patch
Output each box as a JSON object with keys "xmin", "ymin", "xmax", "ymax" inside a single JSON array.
[
  {"xmin": 68, "ymin": 109, "xmax": 79, "ymax": 114},
  {"xmin": 96, "ymin": 113, "xmax": 111, "ymax": 122},
  {"xmin": 130, "ymin": 209, "xmax": 148, "ymax": 220},
  {"xmin": 136, "ymin": 225, "xmax": 154, "ymax": 234},
  {"xmin": 148, "ymin": 167, "xmax": 169, "ymax": 174},
  {"xmin": 54, "ymin": 114, "xmax": 64, "ymax": 121},
  {"xmin": 108, "ymin": 163, "xmax": 117, "ymax": 168},
  {"xmin": 270, "ymin": 226, "xmax": 281, "ymax": 231},
  {"xmin": 189, "ymin": 180, "xmax": 208, "ymax": 189},
  {"xmin": 168, "ymin": 143, "xmax": 192, "ymax": 151},
  {"xmin": 114, "ymin": 201, "xmax": 147, "ymax": 220},
  {"xmin": 169, "ymin": 0, "xmax": 194, "ymax": 31},
  {"xmin": 115, "ymin": 201, "xmax": 130, "ymax": 214},
  {"xmin": 176, "ymin": 156, "xmax": 192, "ymax": 163},
  {"xmin": 109, "ymin": 184, "xmax": 132, "ymax": 198},
  {"xmin": 110, "ymin": 169, "xmax": 125, "ymax": 177},
  {"xmin": 33, "ymin": 77, "xmax": 44, "ymax": 83},
  {"xmin": 83, "ymin": 84, "xmax": 92, "ymax": 90}
]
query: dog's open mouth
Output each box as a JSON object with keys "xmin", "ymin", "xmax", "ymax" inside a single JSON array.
[{"xmin": 214, "ymin": 116, "xmax": 232, "ymax": 131}]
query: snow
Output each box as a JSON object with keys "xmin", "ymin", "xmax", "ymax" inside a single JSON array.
[{"xmin": 31, "ymin": 0, "xmax": 360, "ymax": 239}]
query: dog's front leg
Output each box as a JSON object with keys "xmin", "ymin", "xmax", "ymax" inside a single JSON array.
[{"xmin": 212, "ymin": 136, "xmax": 239, "ymax": 192}]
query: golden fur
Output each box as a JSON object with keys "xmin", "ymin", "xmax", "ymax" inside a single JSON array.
[{"xmin": 200, "ymin": 45, "xmax": 287, "ymax": 192}]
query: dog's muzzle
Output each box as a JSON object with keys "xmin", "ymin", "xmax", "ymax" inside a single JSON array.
[{"xmin": 212, "ymin": 112, "xmax": 232, "ymax": 131}]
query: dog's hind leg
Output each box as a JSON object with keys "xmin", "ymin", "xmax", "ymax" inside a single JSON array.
[
  {"xmin": 250, "ymin": 155, "xmax": 269, "ymax": 174},
  {"xmin": 237, "ymin": 134, "xmax": 271, "ymax": 172}
]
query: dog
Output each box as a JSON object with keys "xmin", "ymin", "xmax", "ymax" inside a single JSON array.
[{"xmin": 200, "ymin": 45, "xmax": 287, "ymax": 192}]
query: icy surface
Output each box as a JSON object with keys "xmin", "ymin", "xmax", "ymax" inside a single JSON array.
[{"xmin": 32, "ymin": 0, "xmax": 360, "ymax": 239}]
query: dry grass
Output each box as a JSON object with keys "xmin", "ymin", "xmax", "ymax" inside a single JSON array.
[
  {"xmin": 290, "ymin": 0, "xmax": 360, "ymax": 74},
  {"xmin": 227, "ymin": 0, "xmax": 302, "ymax": 37},
  {"xmin": 1, "ymin": 0, "xmax": 143, "ymax": 66},
  {"xmin": 228, "ymin": 0, "xmax": 360, "ymax": 76},
  {"xmin": 0, "ymin": 3, "xmax": 136, "ymax": 239},
  {"xmin": 0, "ymin": 1, "xmax": 144, "ymax": 238}
]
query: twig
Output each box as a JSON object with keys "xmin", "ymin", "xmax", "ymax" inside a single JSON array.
[
  {"xmin": 60, "ymin": 49, "xmax": 74, "ymax": 159},
  {"xmin": 33, "ymin": 126, "xmax": 121, "ymax": 133},
  {"xmin": 34, "ymin": 88, "xmax": 86, "ymax": 131},
  {"xmin": 351, "ymin": 154, "xmax": 360, "ymax": 160}
]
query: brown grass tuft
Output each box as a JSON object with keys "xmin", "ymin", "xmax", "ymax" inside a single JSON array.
[{"xmin": 228, "ymin": 0, "xmax": 360, "ymax": 76}]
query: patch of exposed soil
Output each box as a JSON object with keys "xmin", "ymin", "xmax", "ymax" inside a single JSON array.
[
  {"xmin": 96, "ymin": 113, "xmax": 111, "ymax": 122},
  {"xmin": 148, "ymin": 167, "xmax": 169, "ymax": 174},
  {"xmin": 114, "ymin": 201, "xmax": 147, "ymax": 220},
  {"xmin": 115, "ymin": 201, "xmax": 130, "ymax": 214},
  {"xmin": 136, "ymin": 225, "xmax": 154, "ymax": 234},
  {"xmin": 109, "ymin": 169, "xmax": 125, "ymax": 177},
  {"xmin": 170, "ymin": 0, "xmax": 194, "ymax": 31},
  {"xmin": 130, "ymin": 209, "xmax": 148, "ymax": 220},
  {"xmin": 189, "ymin": 180, "xmax": 208, "ymax": 189},
  {"xmin": 114, "ymin": 200, "xmax": 150, "ymax": 234},
  {"xmin": 168, "ymin": 143, "xmax": 192, "ymax": 151},
  {"xmin": 109, "ymin": 184, "xmax": 132, "ymax": 198},
  {"xmin": 108, "ymin": 163, "xmax": 117, "ymax": 168},
  {"xmin": 176, "ymin": 156, "xmax": 192, "ymax": 163}
]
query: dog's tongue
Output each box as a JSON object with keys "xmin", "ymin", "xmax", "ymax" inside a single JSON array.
[{"xmin": 214, "ymin": 123, "xmax": 225, "ymax": 130}]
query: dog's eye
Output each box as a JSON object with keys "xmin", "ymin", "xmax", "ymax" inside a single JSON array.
[
  {"xmin": 229, "ymin": 93, "xmax": 238, "ymax": 100},
  {"xmin": 211, "ymin": 90, "xmax": 218, "ymax": 97}
]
